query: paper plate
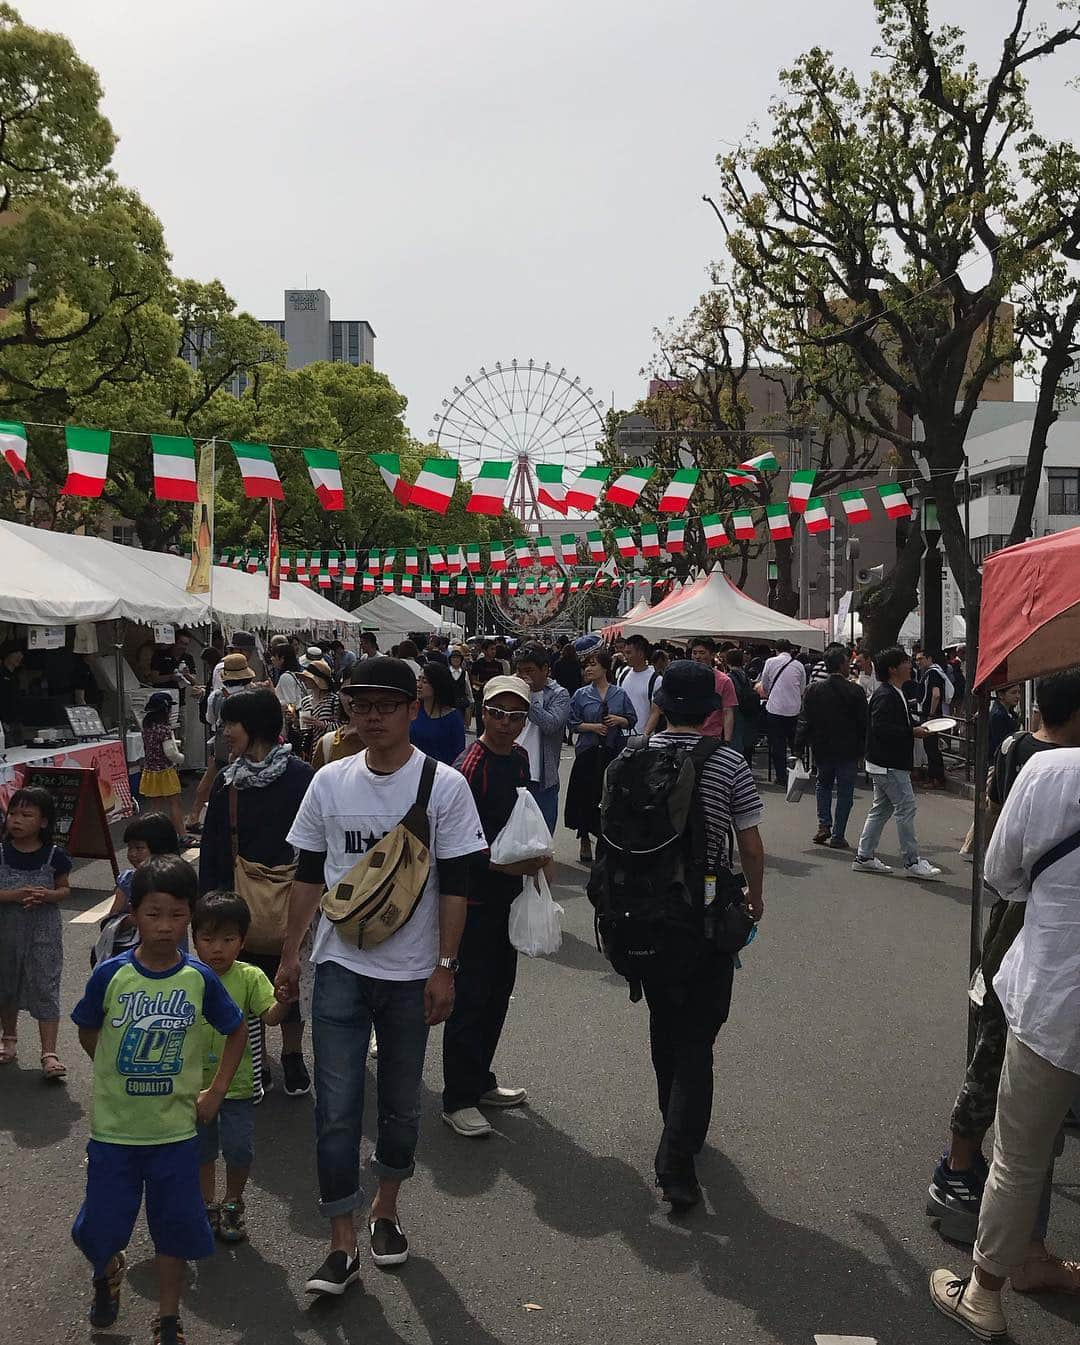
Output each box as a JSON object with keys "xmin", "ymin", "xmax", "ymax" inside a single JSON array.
[{"xmin": 922, "ymin": 716, "xmax": 958, "ymax": 734}]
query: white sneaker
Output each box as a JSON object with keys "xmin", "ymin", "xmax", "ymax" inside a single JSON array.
[
  {"xmin": 852, "ymin": 856, "xmax": 893, "ymax": 874},
  {"xmin": 479, "ymin": 1085, "xmax": 527, "ymax": 1108},
  {"xmin": 929, "ymin": 1270, "xmax": 1007, "ymax": 1341},
  {"xmin": 906, "ymin": 858, "xmax": 943, "ymax": 880},
  {"xmin": 441, "ymin": 1106, "xmax": 493, "ymax": 1138}
]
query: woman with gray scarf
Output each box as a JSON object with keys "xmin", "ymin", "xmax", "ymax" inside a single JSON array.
[{"xmin": 199, "ymin": 688, "xmax": 314, "ymax": 1097}]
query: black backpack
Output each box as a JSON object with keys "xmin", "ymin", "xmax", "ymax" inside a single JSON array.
[
  {"xmin": 729, "ymin": 667, "xmax": 760, "ymax": 718},
  {"xmin": 586, "ymin": 737, "xmax": 724, "ymax": 1000}
]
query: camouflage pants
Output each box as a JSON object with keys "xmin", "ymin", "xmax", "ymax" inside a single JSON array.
[{"xmin": 949, "ymin": 985, "xmax": 1008, "ymax": 1142}]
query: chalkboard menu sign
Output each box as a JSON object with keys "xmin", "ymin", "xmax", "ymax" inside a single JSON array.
[{"xmin": 18, "ymin": 765, "xmax": 118, "ymax": 877}]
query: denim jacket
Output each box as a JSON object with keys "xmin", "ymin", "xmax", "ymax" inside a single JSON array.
[
  {"xmin": 524, "ymin": 678, "xmax": 571, "ymax": 789},
  {"xmin": 568, "ymin": 682, "xmax": 637, "ymax": 756}
]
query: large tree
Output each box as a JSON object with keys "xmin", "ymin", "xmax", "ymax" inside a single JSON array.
[{"xmin": 715, "ymin": 0, "xmax": 1080, "ymax": 652}]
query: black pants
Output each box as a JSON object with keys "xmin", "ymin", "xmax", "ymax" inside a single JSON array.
[
  {"xmin": 766, "ymin": 711, "xmax": 798, "ymax": 785},
  {"xmin": 924, "ymin": 732, "xmax": 945, "ymax": 784},
  {"xmin": 641, "ymin": 951, "xmax": 734, "ymax": 1183},
  {"xmin": 442, "ymin": 898, "xmax": 518, "ymax": 1112}
]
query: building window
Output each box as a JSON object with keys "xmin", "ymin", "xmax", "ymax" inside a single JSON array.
[
  {"xmin": 1048, "ymin": 469, "xmax": 1080, "ymax": 515},
  {"xmin": 970, "ymin": 533, "xmax": 1007, "ymax": 564},
  {"xmin": 347, "ymin": 322, "xmax": 359, "ymax": 362},
  {"xmin": 112, "ymin": 525, "xmax": 137, "ymax": 547},
  {"xmin": 993, "ymin": 467, "xmax": 1026, "ymax": 495},
  {"xmin": 331, "ymin": 324, "xmax": 343, "ymax": 361}
]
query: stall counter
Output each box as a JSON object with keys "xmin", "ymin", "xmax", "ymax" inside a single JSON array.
[{"xmin": 0, "ymin": 735, "xmax": 134, "ymax": 822}]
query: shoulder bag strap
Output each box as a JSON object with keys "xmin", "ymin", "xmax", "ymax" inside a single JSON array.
[
  {"xmin": 402, "ymin": 754, "xmax": 438, "ymax": 846},
  {"xmin": 648, "ymin": 670, "xmax": 660, "ymax": 700},
  {"xmin": 227, "ymin": 785, "xmax": 240, "ymax": 866},
  {"xmin": 1030, "ymin": 824, "xmax": 1080, "ymax": 884}
]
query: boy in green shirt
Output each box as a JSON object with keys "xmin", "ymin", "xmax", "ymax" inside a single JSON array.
[
  {"xmin": 72, "ymin": 856, "xmax": 246, "ymax": 1345},
  {"xmin": 192, "ymin": 891, "xmax": 288, "ymax": 1242}
]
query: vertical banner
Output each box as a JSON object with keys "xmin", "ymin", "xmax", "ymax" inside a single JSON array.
[
  {"xmin": 267, "ymin": 499, "xmax": 281, "ymax": 600},
  {"xmin": 185, "ymin": 439, "xmax": 215, "ymax": 594}
]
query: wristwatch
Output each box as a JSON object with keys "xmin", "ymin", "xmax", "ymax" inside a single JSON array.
[{"xmin": 437, "ymin": 956, "xmax": 460, "ymax": 974}]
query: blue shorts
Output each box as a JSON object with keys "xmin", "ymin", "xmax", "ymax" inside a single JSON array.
[
  {"xmin": 72, "ymin": 1137, "xmax": 214, "ymax": 1276},
  {"xmin": 197, "ymin": 1097, "xmax": 254, "ymax": 1169}
]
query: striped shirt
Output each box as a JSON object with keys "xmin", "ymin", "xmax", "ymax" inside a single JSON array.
[{"xmin": 649, "ymin": 732, "xmax": 763, "ymax": 868}]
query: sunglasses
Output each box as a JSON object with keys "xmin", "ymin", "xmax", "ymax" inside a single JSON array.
[{"xmin": 484, "ymin": 705, "xmax": 528, "ymax": 725}]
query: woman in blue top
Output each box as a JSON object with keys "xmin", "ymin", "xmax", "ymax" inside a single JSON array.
[
  {"xmin": 410, "ymin": 662, "xmax": 466, "ymax": 766},
  {"xmin": 564, "ymin": 647, "xmax": 636, "ymax": 862}
]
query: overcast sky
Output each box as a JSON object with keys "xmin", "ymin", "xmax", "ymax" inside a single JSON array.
[{"xmin": 22, "ymin": 1, "xmax": 1075, "ymax": 438}]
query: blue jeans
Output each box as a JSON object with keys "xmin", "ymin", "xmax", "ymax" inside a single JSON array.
[
  {"xmin": 816, "ymin": 757, "xmax": 857, "ymax": 841},
  {"xmin": 198, "ymin": 1097, "xmax": 254, "ymax": 1170},
  {"xmin": 857, "ymin": 768, "xmax": 920, "ymax": 867},
  {"xmin": 527, "ymin": 781, "xmax": 559, "ymax": 834},
  {"xmin": 311, "ymin": 959, "xmax": 430, "ymax": 1217}
]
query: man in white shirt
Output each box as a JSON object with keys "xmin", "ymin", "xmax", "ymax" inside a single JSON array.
[
  {"xmin": 615, "ymin": 635, "xmax": 662, "ymax": 736},
  {"xmin": 275, "ymin": 657, "xmax": 486, "ymax": 1297},
  {"xmin": 931, "ymin": 747, "xmax": 1080, "ymax": 1341},
  {"xmin": 756, "ymin": 641, "xmax": 807, "ymax": 787}
]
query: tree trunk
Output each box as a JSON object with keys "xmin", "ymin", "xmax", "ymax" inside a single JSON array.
[
  {"xmin": 774, "ymin": 539, "xmax": 797, "ymax": 616},
  {"xmin": 860, "ymin": 523, "xmax": 923, "ymax": 653}
]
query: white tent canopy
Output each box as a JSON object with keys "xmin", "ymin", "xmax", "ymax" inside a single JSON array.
[
  {"xmin": 0, "ymin": 520, "xmax": 359, "ymax": 631},
  {"xmin": 625, "ymin": 570, "xmax": 826, "ymax": 649},
  {"xmin": 349, "ymin": 593, "xmax": 462, "ymax": 648}
]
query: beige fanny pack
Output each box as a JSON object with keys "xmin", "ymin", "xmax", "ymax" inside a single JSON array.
[{"xmin": 319, "ymin": 755, "xmax": 438, "ymax": 949}]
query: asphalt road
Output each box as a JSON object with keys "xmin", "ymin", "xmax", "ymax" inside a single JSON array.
[{"xmin": 2, "ymin": 755, "xmax": 1078, "ymax": 1345}]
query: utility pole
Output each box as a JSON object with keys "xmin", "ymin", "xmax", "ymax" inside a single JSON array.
[{"xmin": 798, "ymin": 426, "xmax": 813, "ymax": 619}]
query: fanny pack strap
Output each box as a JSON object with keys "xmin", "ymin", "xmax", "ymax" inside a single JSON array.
[
  {"xmin": 228, "ymin": 785, "xmax": 239, "ymax": 865},
  {"xmin": 400, "ymin": 755, "xmax": 437, "ymax": 846},
  {"xmin": 1030, "ymin": 825, "xmax": 1080, "ymax": 884}
]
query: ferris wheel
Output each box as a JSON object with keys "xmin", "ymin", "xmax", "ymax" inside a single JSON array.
[{"xmin": 429, "ymin": 359, "xmax": 606, "ymax": 525}]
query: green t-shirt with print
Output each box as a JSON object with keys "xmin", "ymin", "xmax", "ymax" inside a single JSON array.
[
  {"xmin": 201, "ymin": 960, "xmax": 276, "ymax": 1100},
  {"xmin": 72, "ymin": 951, "xmax": 243, "ymax": 1146}
]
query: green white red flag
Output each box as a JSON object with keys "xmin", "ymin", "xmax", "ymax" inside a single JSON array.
[
  {"xmin": 565, "ymin": 466, "xmax": 610, "ymax": 512},
  {"xmin": 513, "ymin": 538, "xmax": 532, "ymax": 567},
  {"xmin": 732, "ymin": 509, "xmax": 756, "ymax": 540},
  {"xmin": 371, "ymin": 452, "xmax": 412, "ymax": 506},
  {"xmin": 327, "ymin": 550, "xmax": 341, "ymax": 574},
  {"xmin": 367, "ymin": 550, "xmax": 380, "ymax": 574},
  {"xmin": 788, "ymin": 469, "xmax": 816, "ymax": 514},
  {"xmin": 410, "ymin": 458, "xmax": 458, "ymax": 514},
  {"xmin": 536, "ymin": 463, "xmax": 568, "ymax": 513},
  {"xmin": 558, "ymin": 533, "xmax": 578, "ymax": 566},
  {"xmin": 467, "ymin": 460, "xmax": 512, "ymax": 515},
  {"xmin": 62, "ymin": 426, "xmax": 111, "ymax": 498},
  {"xmin": 803, "ymin": 498, "xmax": 831, "ymax": 534},
  {"xmin": 466, "ymin": 543, "xmax": 482, "ymax": 572},
  {"xmin": 446, "ymin": 546, "xmax": 463, "ymax": 574},
  {"xmin": 725, "ymin": 467, "xmax": 756, "ymax": 489},
  {"xmin": 489, "ymin": 542, "xmax": 507, "ymax": 572},
  {"xmin": 151, "ymin": 435, "xmax": 198, "ymax": 503},
  {"xmin": 345, "ymin": 549, "xmax": 358, "ymax": 574},
  {"xmin": 428, "ymin": 547, "xmax": 446, "ymax": 573},
  {"xmin": 665, "ymin": 519, "xmax": 686, "ymax": 553},
  {"xmin": 841, "ymin": 490, "xmax": 871, "ymax": 523},
  {"xmin": 658, "ymin": 468, "xmax": 699, "ymax": 512},
  {"xmin": 586, "ymin": 530, "xmax": 606, "ymax": 562},
  {"xmin": 640, "ymin": 522, "xmax": 660, "ymax": 557},
  {"xmin": 701, "ymin": 514, "xmax": 729, "ymax": 549},
  {"xmin": 738, "ymin": 450, "xmax": 780, "ymax": 474},
  {"xmin": 605, "ymin": 466, "xmax": 655, "ymax": 508},
  {"xmin": 613, "ymin": 527, "xmax": 636, "ymax": 559},
  {"xmin": 404, "ymin": 548, "xmax": 420, "ymax": 574},
  {"xmin": 303, "ymin": 447, "xmax": 345, "ymax": 511},
  {"xmin": 766, "ymin": 503, "xmax": 792, "ymax": 540},
  {"xmin": 878, "ymin": 482, "xmax": 913, "ymax": 518},
  {"xmin": 230, "ymin": 441, "xmax": 283, "ymax": 500},
  {"xmin": 0, "ymin": 421, "xmax": 28, "ymax": 479},
  {"xmin": 382, "ymin": 549, "xmax": 396, "ymax": 570},
  {"xmin": 536, "ymin": 536, "xmax": 556, "ymax": 567}
]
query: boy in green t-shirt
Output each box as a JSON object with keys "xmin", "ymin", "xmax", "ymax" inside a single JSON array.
[
  {"xmin": 72, "ymin": 855, "xmax": 246, "ymax": 1345},
  {"xmin": 191, "ymin": 891, "xmax": 288, "ymax": 1243}
]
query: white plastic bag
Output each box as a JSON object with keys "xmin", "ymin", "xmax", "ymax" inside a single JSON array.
[
  {"xmin": 508, "ymin": 870, "xmax": 563, "ymax": 957},
  {"xmin": 490, "ymin": 787, "xmax": 554, "ymax": 866},
  {"xmin": 785, "ymin": 758, "xmax": 812, "ymax": 803}
]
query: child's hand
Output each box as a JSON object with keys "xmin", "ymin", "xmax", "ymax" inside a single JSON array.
[
  {"xmin": 196, "ymin": 1087, "xmax": 225, "ymax": 1126},
  {"xmin": 22, "ymin": 886, "xmax": 50, "ymax": 908}
]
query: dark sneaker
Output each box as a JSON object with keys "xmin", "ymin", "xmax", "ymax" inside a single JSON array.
[
  {"xmin": 578, "ymin": 838, "xmax": 593, "ymax": 863},
  {"xmin": 90, "ymin": 1251, "xmax": 125, "ymax": 1328},
  {"xmin": 282, "ymin": 1052, "xmax": 311, "ymax": 1097},
  {"xmin": 219, "ymin": 1198, "xmax": 246, "ymax": 1243},
  {"xmin": 828, "ymin": 837, "xmax": 851, "ymax": 849},
  {"xmin": 927, "ymin": 1152, "xmax": 986, "ymax": 1244},
  {"xmin": 205, "ymin": 1202, "xmax": 220, "ymax": 1236},
  {"xmin": 659, "ymin": 1176, "xmax": 701, "ymax": 1212},
  {"xmin": 152, "ymin": 1315, "xmax": 187, "ymax": 1345},
  {"xmin": 305, "ymin": 1248, "xmax": 361, "ymax": 1296},
  {"xmin": 370, "ymin": 1217, "xmax": 409, "ymax": 1268},
  {"xmin": 813, "ymin": 826, "xmax": 831, "ymax": 844}
]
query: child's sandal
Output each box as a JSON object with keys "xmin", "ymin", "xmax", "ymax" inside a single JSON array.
[
  {"xmin": 0, "ymin": 1035, "xmax": 16, "ymax": 1064},
  {"xmin": 40, "ymin": 1052, "xmax": 67, "ymax": 1080}
]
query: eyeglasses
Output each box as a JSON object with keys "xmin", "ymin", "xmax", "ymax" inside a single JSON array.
[
  {"xmin": 484, "ymin": 705, "xmax": 528, "ymax": 725},
  {"xmin": 351, "ymin": 698, "xmax": 408, "ymax": 716}
]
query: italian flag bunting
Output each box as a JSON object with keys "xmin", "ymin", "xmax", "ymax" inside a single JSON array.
[
  {"xmin": 410, "ymin": 458, "xmax": 458, "ymax": 514},
  {"xmin": 296, "ymin": 552, "xmax": 308, "ymax": 578},
  {"xmin": 738, "ymin": 450, "xmax": 780, "ymax": 474},
  {"xmin": 788, "ymin": 469, "xmax": 816, "ymax": 514},
  {"xmin": 345, "ymin": 549, "xmax": 358, "ymax": 574},
  {"xmin": 382, "ymin": 574, "xmax": 395, "ymax": 593},
  {"xmin": 489, "ymin": 541, "xmax": 507, "ymax": 572},
  {"xmin": 536, "ymin": 463, "xmax": 567, "ymax": 513},
  {"xmin": 428, "ymin": 547, "xmax": 446, "ymax": 573},
  {"xmin": 308, "ymin": 551, "xmax": 322, "ymax": 578},
  {"xmin": 467, "ymin": 460, "xmax": 513, "ymax": 515},
  {"xmin": 342, "ymin": 573, "xmax": 355, "ymax": 592},
  {"xmin": 766, "ymin": 503, "xmax": 793, "ymax": 540},
  {"xmin": 803, "ymin": 498, "xmax": 831, "ymax": 534},
  {"xmin": 367, "ymin": 550, "xmax": 380, "ymax": 574},
  {"xmin": 725, "ymin": 467, "xmax": 756, "ymax": 489},
  {"xmin": 586, "ymin": 530, "xmax": 606, "ymax": 563},
  {"xmin": 512, "ymin": 537, "xmax": 532, "ymax": 567},
  {"xmin": 404, "ymin": 547, "xmax": 420, "ymax": 574},
  {"xmin": 613, "ymin": 527, "xmax": 636, "ymax": 559},
  {"xmin": 421, "ymin": 575, "xmax": 433, "ymax": 597},
  {"xmin": 446, "ymin": 546, "xmax": 463, "ymax": 574},
  {"xmin": 401, "ymin": 575, "xmax": 413, "ymax": 594},
  {"xmin": 246, "ymin": 551, "xmax": 260, "ymax": 574},
  {"xmin": 665, "ymin": 519, "xmax": 686, "ymax": 553},
  {"xmin": 0, "ymin": 421, "xmax": 28, "ymax": 479},
  {"xmin": 507, "ymin": 578, "xmax": 519, "ymax": 595},
  {"xmin": 382, "ymin": 549, "xmax": 397, "ymax": 570},
  {"xmin": 701, "ymin": 514, "xmax": 729, "ymax": 549},
  {"xmin": 475, "ymin": 576, "xmax": 486, "ymax": 595},
  {"xmin": 318, "ymin": 569, "xmax": 332, "ymax": 589},
  {"xmin": 230, "ymin": 441, "xmax": 283, "ymax": 500},
  {"xmin": 280, "ymin": 552, "xmax": 291, "ymax": 576},
  {"xmin": 371, "ymin": 452, "xmax": 412, "ymax": 506},
  {"xmin": 841, "ymin": 489, "xmax": 871, "ymax": 523},
  {"xmin": 605, "ymin": 466, "xmax": 655, "ymax": 508},
  {"xmin": 524, "ymin": 577, "xmax": 536, "ymax": 596},
  {"xmin": 569, "ymin": 577, "xmax": 581, "ymax": 593},
  {"xmin": 732, "ymin": 509, "xmax": 756, "ymax": 540},
  {"xmin": 536, "ymin": 535, "xmax": 556, "ymax": 567},
  {"xmin": 455, "ymin": 575, "xmax": 469, "ymax": 595},
  {"xmin": 151, "ymin": 435, "xmax": 198, "ymax": 503},
  {"xmin": 303, "ymin": 447, "xmax": 345, "ymax": 511},
  {"xmin": 658, "ymin": 468, "xmax": 699, "ymax": 512},
  {"xmin": 61, "ymin": 426, "xmax": 111, "ymax": 498},
  {"xmin": 640, "ymin": 522, "xmax": 661, "ymax": 557},
  {"xmin": 878, "ymin": 482, "xmax": 913, "ymax": 519},
  {"xmin": 558, "ymin": 533, "xmax": 578, "ymax": 566},
  {"xmin": 327, "ymin": 550, "xmax": 341, "ymax": 575},
  {"xmin": 362, "ymin": 575, "xmax": 375, "ymax": 594},
  {"xmin": 466, "ymin": 543, "xmax": 482, "ymax": 573},
  {"xmin": 438, "ymin": 577, "xmax": 451, "ymax": 596},
  {"xmin": 565, "ymin": 466, "xmax": 610, "ymax": 512}
]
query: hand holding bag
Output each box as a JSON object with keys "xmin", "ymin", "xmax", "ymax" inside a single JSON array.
[
  {"xmin": 163, "ymin": 734, "xmax": 185, "ymax": 768},
  {"xmin": 490, "ymin": 787, "xmax": 554, "ymax": 867},
  {"xmin": 229, "ymin": 786, "xmax": 295, "ymax": 954},
  {"xmin": 785, "ymin": 758, "xmax": 812, "ymax": 803},
  {"xmin": 508, "ymin": 870, "xmax": 563, "ymax": 957}
]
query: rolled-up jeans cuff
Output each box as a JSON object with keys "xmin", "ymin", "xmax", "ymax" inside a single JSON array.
[
  {"xmin": 371, "ymin": 1155, "xmax": 415, "ymax": 1182},
  {"xmin": 972, "ymin": 1245, "xmax": 1012, "ymax": 1280},
  {"xmin": 319, "ymin": 1188, "xmax": 363, "ymax": 1219}
]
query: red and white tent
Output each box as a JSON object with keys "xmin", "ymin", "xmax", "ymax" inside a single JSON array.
[{"xmin": 624, "ymin": 569, "xmax": 826, "ymax": 649}]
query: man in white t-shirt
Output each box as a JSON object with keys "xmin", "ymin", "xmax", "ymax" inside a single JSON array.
[
  {"xmin": 275, "ymin": 657, "xmax": 485, "ymax": 1297},
  {"xmin": 615, "ymin": 634, "xmax": 662, "ymax": 736},
  {"xmin": 757, "ymin": 641, "xmax": 807, "ymax": 787}
]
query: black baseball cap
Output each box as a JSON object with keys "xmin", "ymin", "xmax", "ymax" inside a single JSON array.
[
  {"xmin": 341, "ymin": 655, "xmax": 417, "ymax": 700},
  {"xmin": 652, "ymin": 660, "xmax": 722, "ymax": 720}
]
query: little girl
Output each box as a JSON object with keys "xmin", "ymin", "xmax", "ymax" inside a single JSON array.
[
  {"xmin": 139, "ymin": 692, "xmax": 185, "ymax": 839},
  {"xmin": 0, "ymin": 786, "xmax": 73, "ymax": 1078}
]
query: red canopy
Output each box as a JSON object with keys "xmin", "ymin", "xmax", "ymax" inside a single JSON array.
[{"xmin": 975, "ymin": 526, "xmax": 1080, "ymax": 689}]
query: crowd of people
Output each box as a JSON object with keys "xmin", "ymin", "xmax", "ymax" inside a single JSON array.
[{"xmin": 2, "ymin": 615, "xmax": 1077, "ymax": 1345}]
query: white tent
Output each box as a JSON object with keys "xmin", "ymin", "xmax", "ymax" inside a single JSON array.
[
  {"xmin": 626, "ymin": 570, "xmax": 826, "ymax": 649},
  {"xmin": 349, "ymin": 592, "xmax": 462, "ymax": 647},
  {"xmin": 600, "ymin": 596, "xmax": 653, "ymax": 641}
]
